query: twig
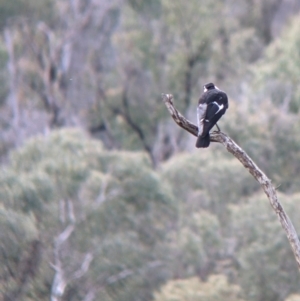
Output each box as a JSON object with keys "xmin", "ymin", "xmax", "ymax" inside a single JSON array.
[{"xmin": 162, "ymin": 93, "xmax": 300, "ymax": 270}]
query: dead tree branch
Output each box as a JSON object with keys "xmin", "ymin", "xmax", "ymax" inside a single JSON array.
[
  {"xmin": 162, "ymin": 93, "xmax": 300, "ymax": 270},
  {"xmin": 50, "ymin": 224, "xmax": 75, "ymax": 301},
  {"xmin": 4, "ymin": 28, "xmax": 20, "ymax": 134}
]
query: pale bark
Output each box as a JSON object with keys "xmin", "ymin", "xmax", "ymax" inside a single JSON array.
[{"xmin": 4, "ymin": 28, "xmax": 20, "ymax": 133}]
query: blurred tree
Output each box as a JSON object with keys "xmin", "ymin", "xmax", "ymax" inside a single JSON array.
[
  {"xmin": 222, "ymin": 98, "xmax": 300, "ymax": 193},
  {"xmin": 0, "ymin": 0, "xmax": 55, "ymax": 29},
  {"xmin": 0, "ymin": 129, "xmax": 176, "ymax": 301},
  {"xmin": 0, "ymin": 0, "xmax": 281, "ymax": 166},
  {"xmin": 230, "ymin": 192, "xmax": 300, "ymax": 301},
  {"xmin": 160, "ymin": 0, "xmax": 223, "ymax": 107},
  {"xmin": 0, "ymin": 0, "xmax": 299, "ymax": 166},
  {"xmin": 1, "ymin": 0, "xmax": 300, "ymax": 300},
  {"xmin": 1, "ymin": 124, "xmax": 300, "ymax": 300},
  {"xmin": 161, "ymin": 152, "xmax": 258, "ymax": 222},
  {"xmin": 159, "ymin": 151, "xmax": 259, "ymax": 279},
  {"xmin": 232, "ymin": 0, "xmax": 283, "ymax": 44},
  {"xmin": 0, "ymin": 207, "xmax": 40, "ymax": 300},
  {"xmin": 67, "ymin": 0, "xmax": 292, "ymax": 164},
  {"xmin": 152, "ymin": 274, "xmax": 245, "ymax": 301},
  {"xmin": 165, "ymin": 210, "xmax": 224, "ymax": 280},
  {"xmin": 0, "ymin": 0, "xmax": 122, "ymax": 157},
  {"xmin": 252, "ymin": 14, "xmax": 300, "ymax": 113}
]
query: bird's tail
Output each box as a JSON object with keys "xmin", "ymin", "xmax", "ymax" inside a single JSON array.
[{"xmin": 196, "ymin": 134, "xmax": 210, "ymax": 148}]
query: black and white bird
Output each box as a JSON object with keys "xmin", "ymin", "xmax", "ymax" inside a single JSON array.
[{"xmin": 196, "ymin": 82, "xmax": 228, "ymax": 148}]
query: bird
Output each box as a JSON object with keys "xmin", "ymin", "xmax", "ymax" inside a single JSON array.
[{"xmin": 196, "ymin": 82, "xmax": 228, "ymax": 148}]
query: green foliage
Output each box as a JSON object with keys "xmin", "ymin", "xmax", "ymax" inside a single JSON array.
[
  {"xmin": 0, "ymin": 129, "xmax": 177, "ymax": 300},
  {"xmin": 165, "ymin": 210, "xmax": 223, "ymax": 279},
  {"xmin": 0, "ymin": 0, "xmax": 27, "ymax": 28},
  {"xmin": 3, "ymin": 128, "xmax": 300, "ymax": 300},
  {"xmin": 0, "ymin": 207, "xmax": 39, "ymax": 298},
  {"xmin": 223, "ymin": 100, "xmax": 300, "ymax": 192},
  {"xmin": 233, "ymin": 0, "xmax": 281, "ymax": 44},
  {"xmin": 93, "ymin": 4, "xmax": 167, "ymax": 152},
  {"xmin": 93, "ymin": 0, "xmax": 271, "ymax": 155},
  {"xmin": 0, "ymin": 41, "xmax": 8, "ymax": 107},
  {"xmin": 153, "ymin": 274, "xmax": 245, "ymax": 301},
  {"xmin": 0, "ymin": 0, "xmax": 55, "ymax": 28},
  {"xmin": 1, "ymin": 1, "xmax": 300, "ymax": 300},
  {"xmin": 253, "ymin": 14, "xmax": 300, "ymax": 112},
  {"xmin": 230, "ymin": 193, "xmax": 300, "ymax": 301},
  {"xmin": 160, "ymin": 0, "xmax": 222, "ymax": 105},
  {"xmin": 161, "ymin": 151, "xmax": 258, "ymax": 222},
  {"xmin": 0, "ymin": 130, "xmax": 98, "ymax": 212},
  {"xmin": 0, "ymin": 207, "xmax": 38, "ymax": 255},
  {"xmin": 128, "ymin": 0, "xmax": 161, "ymax": 17}
]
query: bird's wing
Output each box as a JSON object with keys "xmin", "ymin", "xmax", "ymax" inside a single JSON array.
[
  {"xmin": 205, "ymin": 101, "xmax": 224, "ymax": 121},
  {"xmin": 205, "ymin": 92, "xmax": 227, "ymax": 118}
]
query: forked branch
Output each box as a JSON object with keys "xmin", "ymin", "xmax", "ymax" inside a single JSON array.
[{"xmin": 162, "ymin": 93, "xmax": 300, "ymax": 270}]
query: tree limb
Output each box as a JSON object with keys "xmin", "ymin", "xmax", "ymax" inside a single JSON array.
[
  {"xmin": 73, "ymin": 253, "xmax": 94, "ymax": 280},
  {"xmin": 121, "ymin": 87, "xmax": 156, "ymax": 166},
  {"xmin": 4, "ymin": 28, "xmax": 20, "ymax": 133},
  {"xmin": 50, "ymin": 224, "xmax": 75, "ymax": 301},
  {"xmin": 161, "ymin": 93, "xmax": 300, "ymax": 270}
]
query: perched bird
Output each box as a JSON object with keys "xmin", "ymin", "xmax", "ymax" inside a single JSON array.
[{"xmin": 196, "ymin": 82, "xmax": 228, "ymax": 148}]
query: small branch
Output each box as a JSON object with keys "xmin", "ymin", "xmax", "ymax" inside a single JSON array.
[
  {"xmin": 106, "ymin": 269, "xmax": 134, "ymax": 285},
  {"xmin": 162, "ymin": 93, "xmax": 300, "ymax": 270},
  {"xmin": 73, "ymin": 253, "xmax": 94, "ymax": 279},
  {"xmin": 55, "ymin": 224, "xmax": 75, "ymax": 246},
  {"xmin": 121, "ymin": 88, "xmax": 156, "ymax": 166},
  {"xmin": 4, "ymin": 28, "xmax": 20, "ymax": 133},
  {"xmin": 162, "ymin": 94, "xmax": 198, "ymax": 137},
  {"xmin": 50, "ymin": 224, "xmax": 75, "ymax": 301}
]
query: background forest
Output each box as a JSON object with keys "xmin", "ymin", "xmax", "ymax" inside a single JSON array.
[{"xmin": 1, "ymin": 0, "xmax": 300, "ymax": 300}]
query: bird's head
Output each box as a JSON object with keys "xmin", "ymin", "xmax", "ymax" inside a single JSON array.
[{"xmin": 203, "ymin": 82, "xmax": 219, "ymax": 92}]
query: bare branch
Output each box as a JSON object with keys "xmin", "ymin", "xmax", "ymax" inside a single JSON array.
[
  {"xmin": 73, "ymin": 253, "xmax": 94, "ymax": 279},
  {"xmin": 55, "ymin": 224, "xmax": 75, "ymax": 246},
  {"xmin": 67, "ymin": 199, "xmax": 76, "ymax": 223},
  {"xmin": 83, "ymin": 290, "xmax": 96, "ymax": 301},
  {"xmin": 50, "ymin": 224, "xmax": 75, "ymax": 301},
  {"xmin": 162, "ymin": 93, "xmax": 300, "ymax": 270},
  {"xmin": 4, "ymin": 28, "xmax": 20, "ymax": 133},
  {"xmin": 121, "ymin": 88, "xmax": 156, "ymax": 166},
  {"xmin": 162, "ymin": 94, "xmax": 198, "ymax": 137},
  {"xmin": 106, "ymin": 269, "xmax": 134, "ymax": 285}
]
